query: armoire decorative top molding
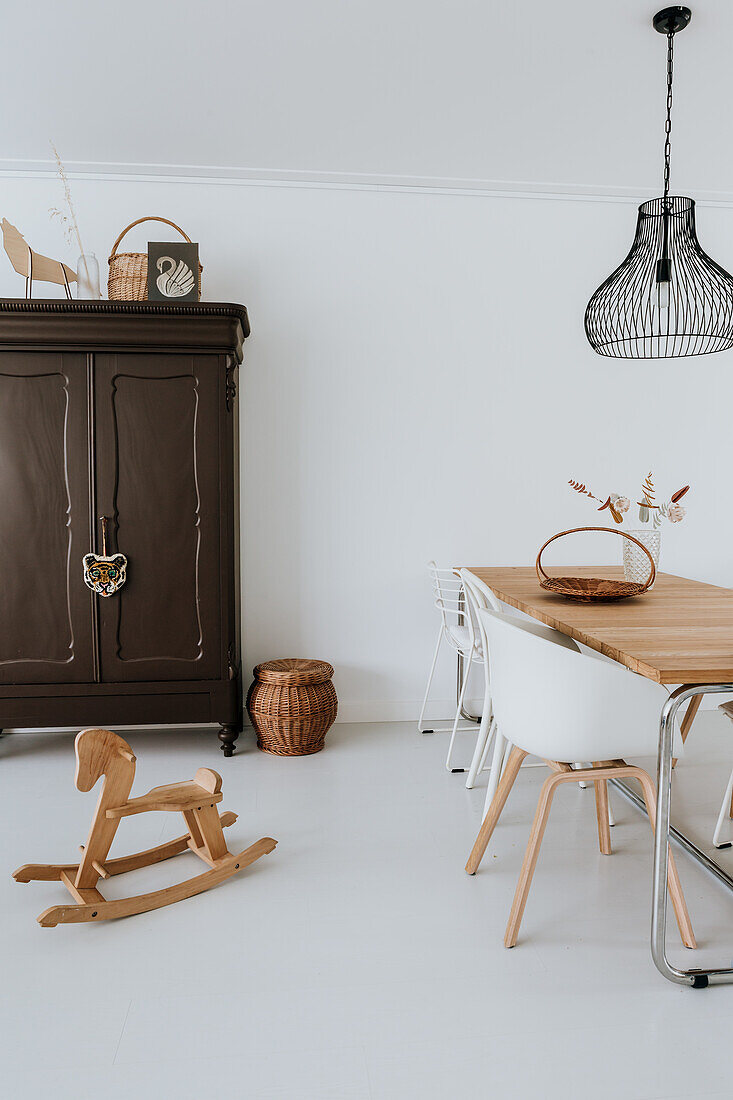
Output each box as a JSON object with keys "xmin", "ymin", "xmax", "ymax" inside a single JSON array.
[{"xmin": 0, "ymin": 300, "xmax": 250, "ymax": 360}]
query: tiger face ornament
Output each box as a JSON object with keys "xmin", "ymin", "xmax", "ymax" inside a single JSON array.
[{"xmin": 82, "ymin": 553, "xmax": 128, "ymax": 597}]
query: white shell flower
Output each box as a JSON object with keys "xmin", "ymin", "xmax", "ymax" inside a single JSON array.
[
  {"xmin": 614, "ymin": 496, "xmax": 631, "ymax": 513},
  {"xmin": 668, "ymin": 504, "xmax": 686, "ymax": 523}
]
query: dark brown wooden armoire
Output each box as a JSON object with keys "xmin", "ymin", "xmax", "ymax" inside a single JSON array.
[{"xmin": 0, "ymin": 300, "xmax": 248, "ymax": 755}]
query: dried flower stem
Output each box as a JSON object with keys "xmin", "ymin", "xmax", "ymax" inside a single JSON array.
[
  {"xmin": 50, "ymin": 143, "xmax": 88, "ymax": 282},
  {"xmin": 568, "ymin": 473, "xmax": 690, "ymax": 528},
  {"xmin": 568, "ymin": 479, "xmax": 601, "ymax": 502}
]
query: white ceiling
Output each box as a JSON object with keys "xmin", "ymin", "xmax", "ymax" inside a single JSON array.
[{"xmin": 3, "ymin": 0, "xmax": 733, "ymax": 196}]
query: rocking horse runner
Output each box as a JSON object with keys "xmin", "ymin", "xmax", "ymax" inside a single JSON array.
[{"xmin": 14, "ymin": 728, "xmax": 276, "ymax": 926}]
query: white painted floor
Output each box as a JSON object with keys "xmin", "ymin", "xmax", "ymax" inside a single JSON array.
[{"xmin": 4, "ymin": 715, "xmax": 733, "ymax": 1098}]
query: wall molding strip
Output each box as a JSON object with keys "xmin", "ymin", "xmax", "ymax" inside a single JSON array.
[{"xmin": 4, "ymin": 158, "xmax": 733, "ymax": 208}]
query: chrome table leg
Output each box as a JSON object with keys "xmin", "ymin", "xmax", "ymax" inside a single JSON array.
[
  {"xmin": 650, "ymin": 685, "xmax": 733, "ymax": 987},
  {"xmin": 647, "ymin": 686, "xmax": 733, "ymax": 990},
  {"xmin": 610, "ymin": 684, "xmax": 733, "ymax": 985}
]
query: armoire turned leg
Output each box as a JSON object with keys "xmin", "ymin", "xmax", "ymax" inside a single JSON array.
[{"xmin": 218, "ymin": 725, "xmax": 240, "ymax": 757}]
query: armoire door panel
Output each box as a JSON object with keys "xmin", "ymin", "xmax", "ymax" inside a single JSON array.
[
  {"xmin": 0, "ymin": 353, "xmax": 94, "ymax": 683},
  {"xmin": 95, "ymin": 354, "xmax": 221, "ymax": 681}
]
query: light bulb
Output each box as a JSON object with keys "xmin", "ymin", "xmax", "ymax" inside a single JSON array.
[
  {"xmin": 651, "ymin": 257, "xmax": 671, "ymax": 320},
  {"xmin": 652, "ymin": 278, "xmax": 670, "ymax": 312}
]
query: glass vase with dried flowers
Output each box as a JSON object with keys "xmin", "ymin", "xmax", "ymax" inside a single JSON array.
[
  {"xmin": 49, "ymin": 144, "xmax": 100, "ymax": 300},
  {"xmin": 568, "ymin": 473, "xmax": 690, "ymax": 586}
]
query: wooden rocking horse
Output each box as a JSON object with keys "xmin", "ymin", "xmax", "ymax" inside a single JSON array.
[{"xmin": 14, "ymin": 728, "xmax": 276, "ymax": 926}]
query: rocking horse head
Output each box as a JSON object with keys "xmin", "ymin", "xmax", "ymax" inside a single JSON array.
[{"xmin": 74, "ymin": 728, "xmax": 136, "ymax": 792}]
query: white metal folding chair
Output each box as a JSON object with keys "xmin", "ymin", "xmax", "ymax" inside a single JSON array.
[
  {"xmin": 418, "ymin": 562, "xmax": 485, "ymax": 772},
  {"xmin": 457, "ymin": 570, "xmax": 501, "ymax": 790}
]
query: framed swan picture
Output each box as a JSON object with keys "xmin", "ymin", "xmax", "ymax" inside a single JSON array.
[{"xmin": 147, "ymin": 241, "xmax": 200, "ymax": 302}]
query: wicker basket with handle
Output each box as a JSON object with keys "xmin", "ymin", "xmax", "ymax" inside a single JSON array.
[
  {"xmin": 107, "ymin": 216, "xmax": 203, "ymax": 300},
  {"xmin": 536, "ymin": 526, "xmax": 656, "ymax": 602},
  {"xmin": 247, "ymin": 658, "xmax": 338, "ymax": 756}
]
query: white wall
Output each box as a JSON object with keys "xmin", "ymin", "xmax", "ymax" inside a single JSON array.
[
  {"xmin": 1, "ymin": 172, "xmax": 732, "ymax": 720},
  {"xmin": 7, "ymin": 0, "xmax": 733, "ymax": 202}
]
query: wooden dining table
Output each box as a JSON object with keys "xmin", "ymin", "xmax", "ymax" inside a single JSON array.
[{"xmin": 465, "ymin": 565, "xmax": 733, "ymax": 988}]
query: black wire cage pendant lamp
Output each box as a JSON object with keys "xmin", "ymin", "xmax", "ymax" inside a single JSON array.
[{"xmin": 585, "ymin": 6, "xmax": 733, "ymax": 359}]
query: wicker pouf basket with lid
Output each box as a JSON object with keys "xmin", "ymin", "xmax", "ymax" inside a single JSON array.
[{"xmin": 247, "ymin": 659, "xmax": 337, "ymax": 756}]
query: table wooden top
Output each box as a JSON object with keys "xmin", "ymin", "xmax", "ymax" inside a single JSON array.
[{"xmin": 464, "ymin": 567, "xmax": 733, "ymax": 684}]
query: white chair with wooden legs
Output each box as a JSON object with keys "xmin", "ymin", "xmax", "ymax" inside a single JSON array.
[
  {"xmin": 418, "ymin": 562, "xmax": 485, "ymax": 773},
  {"xmin": 460, "ymin": 570, "xmax": 579, "ymax": 809},
  {"xmin": 465, "ymin": 609, "xmax": 696, "ymax": 951}
]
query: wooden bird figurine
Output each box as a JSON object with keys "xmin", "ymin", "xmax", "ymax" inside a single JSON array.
[{"xmin": 1, "ymin": 218, "xmax": 77, "ymax": 298}]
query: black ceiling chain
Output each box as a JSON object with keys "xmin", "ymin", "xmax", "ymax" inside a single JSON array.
[{"xmin": 663, "ymin": 32, "xmax": 674, "ymax": 202}]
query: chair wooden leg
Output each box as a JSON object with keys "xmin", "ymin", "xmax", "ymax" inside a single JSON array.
[
  {"xmin": 593, "ymin": 770, "xmax": 612, "ymax": 855},
  {"xmin": 504, "ymin": 772, "xmax": 562, "ymax": 948},
  {"xmin": 465, "ymin": 746, "xmax": 528, "ymax": 875},
  {"xmin": 633, "ymin": 768, "xmax": 696, "ymax": 950},
  {"xmin": 495, "ymin": 761, "xmax": 694, "ymax": 951}
]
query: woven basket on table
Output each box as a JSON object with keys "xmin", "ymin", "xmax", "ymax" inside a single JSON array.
[
  {"xmin": 247, "ymin": 659, "xmax": 338, "ymax": 756},
  {"xmin": 107, "ymin": 216, "xmax": 203, "ymax": 300},
  {"xmin": 536, "ymin": 526, "xmax": 656, "ymax": 602}
]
